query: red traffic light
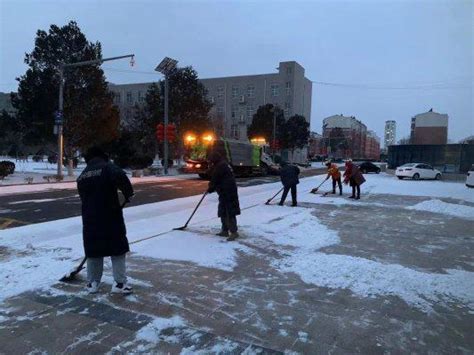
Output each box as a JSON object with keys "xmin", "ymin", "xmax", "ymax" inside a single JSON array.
[
  {"xmin": 166, "ymin": 124, "xmax": 176, "ymax": 143},
  {"xmin": 156, "ymin": 123, "xmax": 164, "ymax": 141}
]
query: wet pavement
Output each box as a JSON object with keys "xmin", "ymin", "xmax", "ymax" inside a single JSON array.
[{"xmin": 0, "ymin": 193, "xmax": 473, "ymax": 353}]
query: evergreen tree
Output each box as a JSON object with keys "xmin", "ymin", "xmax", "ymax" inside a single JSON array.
[
  {"xmin": 282, "ymin": 114, "xmax": 310, "ymax": 152},
  {"xmin": 11, "ymin": 21, "xmax": 120, "ymax": 154},
  {"xmin": 247, "ymin": 104, "xmax": 285, "ymax": 143}
]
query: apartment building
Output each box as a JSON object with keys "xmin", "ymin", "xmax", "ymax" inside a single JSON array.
[
  {"xmin": 108, "ymin": 61, "xmax": 312, "ymax": 141},
  {"xmin": 410, "ymin": 109, "xmax": 448, "ymax": 145},
  {"xmin": 365, "ymin": 130, "xmax": 381, "ymax": 160},
  {"xmin": 322, "ymin": 114, "xmax": 368, "ymax": 159}
]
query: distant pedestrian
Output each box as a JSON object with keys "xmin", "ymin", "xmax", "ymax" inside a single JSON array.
[
  {"xmin": 207, "ymin": 152, "xmax": 241, "ymax": 241},
  {"xmin": 343, "ymin": 160, "xmax": 365, "ymax": 199},
  {"xmin": 279, "ymin": 161, "xmax": 300, "ymax": 207},
  {"xmin": 325, "ymin": 161, "xmax": 342, "ymax": 195},
  {"xmin": 77, "ymin": 146, "xmax": 134, "ymax": 294}
]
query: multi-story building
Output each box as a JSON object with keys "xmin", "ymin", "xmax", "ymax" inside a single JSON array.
[
  {"xmin": 322, "ymin": 114, "xmax": 367, "ymax": 159},
  {"xmin": 365, "ymin": 130, "xmax": 381, "ymax": 161},
  {"xmin": 0, "ymin": 92, "xmax": 16, "ymax": 115},
  {"xmin": 308, "ymin": 132, "xmax": 323, "ymax": 158},
  {"xmin": 109, "ymin": 61, "xmax": 312, "ymax": 141},
  {"xmin": 384, "ymin": 120, "xmax": 396, "ymax": 150},
  {"xmin": 410, "ymin": 109, "xmax": 448, "ymax": 145}
]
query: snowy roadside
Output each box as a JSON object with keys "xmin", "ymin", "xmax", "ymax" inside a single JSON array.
[
  {"xmin": 0, "ymin": 173, "xmax": 473, "ymax": 311},
  {"xmin": 0, "ymin": 173, "xmax": 200, "ymax": 196}
]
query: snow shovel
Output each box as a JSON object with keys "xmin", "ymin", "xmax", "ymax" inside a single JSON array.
[
  {"xmin": 174, "ymin": 191, "xmax": 208, "ymax": 231},
  {"xmin": 265, "ymin": 187, "xmax": 284, "ymax": 205},
  {"xmin": 310, "ymin": 179, "xmax": 328, "ymax": 194},
  {"xmin": 60, "ymin": 199, "xmax": 130, "ymax": 282}
]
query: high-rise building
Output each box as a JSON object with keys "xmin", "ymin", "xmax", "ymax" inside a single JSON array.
[
  {"xmin": 384, "ymin": 120, "xmax": 396, "ymax": 149},
  {"xmin": 108, "ymin": 61, "xmax": 312, "ymax": 141},
  {"xmin": 410, "ymin": 109, "xmax": 448, "ymax": 145}
]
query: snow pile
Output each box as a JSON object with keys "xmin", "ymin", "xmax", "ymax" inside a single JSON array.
[
  {"xmin": 407, "ymin": 199, "xmax": 474, "ymax": 220},
  {"xmin": 276, "ymin": 251, "xmax": 474, "ymax": 312}
]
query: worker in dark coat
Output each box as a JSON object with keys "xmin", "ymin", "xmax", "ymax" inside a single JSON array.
[
  {"xmin": 207, "ymin": 151, "xmax": 241, "ymax": 241},
  {"xmin": 77, "ymin": 146, "xmax": 134, "ymax": 294},
  {"xmin": 279, "ymin": 161, "xmax": 300, "ymax": 206},
  {"xmin": 343, "ymin": 159, "xmax": 366, "ymax": 200}
]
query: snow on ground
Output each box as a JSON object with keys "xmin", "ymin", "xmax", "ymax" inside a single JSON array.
[
  {"xmin": 0, "ymin": 174, "xmax": 199, "ymax": 196},
  {"xmin": 0, "ymin": 172, "xmax": 473, "ymax": 311},
  {"xmin": 407, "ymin": 199, "xmax": 474, "ymax": 220}
]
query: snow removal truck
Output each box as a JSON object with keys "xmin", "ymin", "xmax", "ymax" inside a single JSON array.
[{"xmin": 183, "ymin": 134, "xmax": 279, "ymax": 179}]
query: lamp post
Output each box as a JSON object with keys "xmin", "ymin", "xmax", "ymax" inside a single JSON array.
[
  {"xmin": 56, "ymin": 54, "xmax": 135, "ymax": 178},
  {"xmin": 155, "ymin": 57, "xmax": 178, "ymax": 175}
]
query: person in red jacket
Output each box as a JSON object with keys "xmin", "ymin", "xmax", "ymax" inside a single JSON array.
[{"xmin": 343, "ymin": 160, "xmax": 365, "ymax": 199}]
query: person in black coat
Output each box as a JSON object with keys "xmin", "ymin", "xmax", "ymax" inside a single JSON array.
[
  {"xmin": 207, "ymin": 152, "xmax": 241, "ymax": 241},
  {"xmin": 77, "ymin": 147, "xmax": 134, "ymax": 294},
  {"xmin": 279, "ymin": 161, "xmax": 300, "ymax": 207}
]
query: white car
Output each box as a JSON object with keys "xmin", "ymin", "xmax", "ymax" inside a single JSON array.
[
  {"xmin": 466, "ymin": 165, "xmax": 474, "ymax": 188},
  {"xmin": 395, "ymin": 163, "xmax": 442, "ymax": 180}
]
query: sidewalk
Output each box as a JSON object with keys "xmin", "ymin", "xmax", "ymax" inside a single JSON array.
[{"xmin": 0, "ymin": 174, "xmax": 473, "ymax": 353}]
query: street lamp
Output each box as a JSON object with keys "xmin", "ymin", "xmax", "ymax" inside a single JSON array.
[
  {"xmin": 56, "ymin": 54, "xmax": 135, "ymax": 177},
  {"xmin": 155, "ymin": 57, "xmax": 178, "ymax": 175}
]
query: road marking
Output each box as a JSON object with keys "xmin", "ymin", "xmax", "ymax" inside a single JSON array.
[{"xmin": 0, "ymin": 217, "xmax": 30, "ymax": 229}]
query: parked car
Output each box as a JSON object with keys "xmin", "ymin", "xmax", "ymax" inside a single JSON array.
[
  {"xmin": 357, "ymin": 161, "xmax": 381, "ymax": 174},
  {"xmin": 396, "ymin": 163, "xmax": 442, "ymax": 180},
  {"xmin": 466, "ymin": 164, "xmax": 474, "ymax": 188}
]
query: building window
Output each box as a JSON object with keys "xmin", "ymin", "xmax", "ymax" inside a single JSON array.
[
  {"xmin": 231, "ymin": 124, "xmax": 239, "ymax": 139},
  {"xmin": 126, "ymin": 91, "xmax": 133, "ymax": 104},
  {"xmin": 285, "ymin": 82, "xmax": 291, "ymax": 95},
  {"xmin": 231, "ymin": 104, "xmax": 238, "ymax": 119},
  {"xmin": 284, "ymin": 102, "xmax": 291, "ymax": 116},
  {"xmin": 114, "ymin": 92, "xmax": 121, "ymax": 104},
  {"xmin": 217, "ymin": 86, "xmax": 224, "ymax": 98},
  {"xmin": 217, "ymin": 106, "xmax": 224, "ymax": 116},
  {"xmin": 247, "ymin": 105, "xmax": 254, "ymax": 120},
  {"xmin": 138, "ymin": 91, "xmax": 144, "ymax": 103},
  {"xmin": 247, "ymin": 85, "xmax": 255, "ymax": 98},
  {"xmin": 231, "ymin": 86, "xmax": 239, "ymax": 98},
  {"xmin": 287, "ymin": 67, "xmax": 292, "ymax": 75},
  {"xmin": 271, "ymin": 83, "xmax": 279, "ymax": 97}
]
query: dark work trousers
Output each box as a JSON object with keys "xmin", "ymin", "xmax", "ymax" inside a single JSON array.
[
  {"xmin": 280, "ymin": 184, "xmax": 297, "ymax": 206},
  {"xmin": 221, "ymin": 209, "xmax": 238, "ymax": 233},
  {"xmin": 332, "ymin": 177, "xmax": 342, "ymax": 194},
  {"xmin": 350, "ymin": 178, "xmax": 360, "ymax": 198}
]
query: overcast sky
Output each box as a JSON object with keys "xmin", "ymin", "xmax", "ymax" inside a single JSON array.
[{"xmin": 1, "ymin": 0, "xmax": 472, "ymax": 144}]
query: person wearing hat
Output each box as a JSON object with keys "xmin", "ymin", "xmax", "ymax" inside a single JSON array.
[
  {"xmin": 278, "ymin": 161, "xmax": 300, "ymax": 207},
  {"xmin": 207, "ymin": 151, "xmax": 241, "ymax": 241},
  {"xmin": 325, "ymin": 160, "xmax": 342, "ymax": 195},
  {"xmin": 77, "ymin": 146, "xmax": 134, "ymax": 294},
  {"xmin": 343, "ymin": 159, "xmax": 365, "ymax": 199}
]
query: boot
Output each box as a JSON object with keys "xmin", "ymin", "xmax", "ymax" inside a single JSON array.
[
  {"xmin": 216, "ymin": 230, "xmax": 228, "ymax": 237},
  {"xmin": 349, "ymin": 195, "xmax": 355, "ymax": 199},
  {"xmin": 227, "ymin": 232, "xmax": 239, "ymax": 241}
]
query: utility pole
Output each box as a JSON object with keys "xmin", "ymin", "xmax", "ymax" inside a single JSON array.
[
  {"xmin": 164, "ymin": 74, "xmax": 169, "ymax": 174},
  {"xmin": 55, "ymin": 54, "xmax": 135, "ymax": 178},
  {"xmin": 272, "ymin": 108, "xmax": 276, "ymax": 162},
  {"xmin": 155, "ymin": 57, "xmax": 178, "ymax": 175}
]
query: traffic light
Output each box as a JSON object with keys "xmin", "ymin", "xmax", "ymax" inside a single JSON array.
[
  {"xmin": 166, "ymin": 124, "xmax": 176, "ymax": 143},
  {"xmin": 156, "ymin": 123, "xmax": 164, "ymax": 141}
]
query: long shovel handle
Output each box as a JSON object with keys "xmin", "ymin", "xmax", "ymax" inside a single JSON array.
[
  {"xmin": 175, "ymin": 191, "xmax": 208, "ymax": 230},
  {"xmin": 266, "ymin": 187, "xmax": 284, "ymax": 205}
]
